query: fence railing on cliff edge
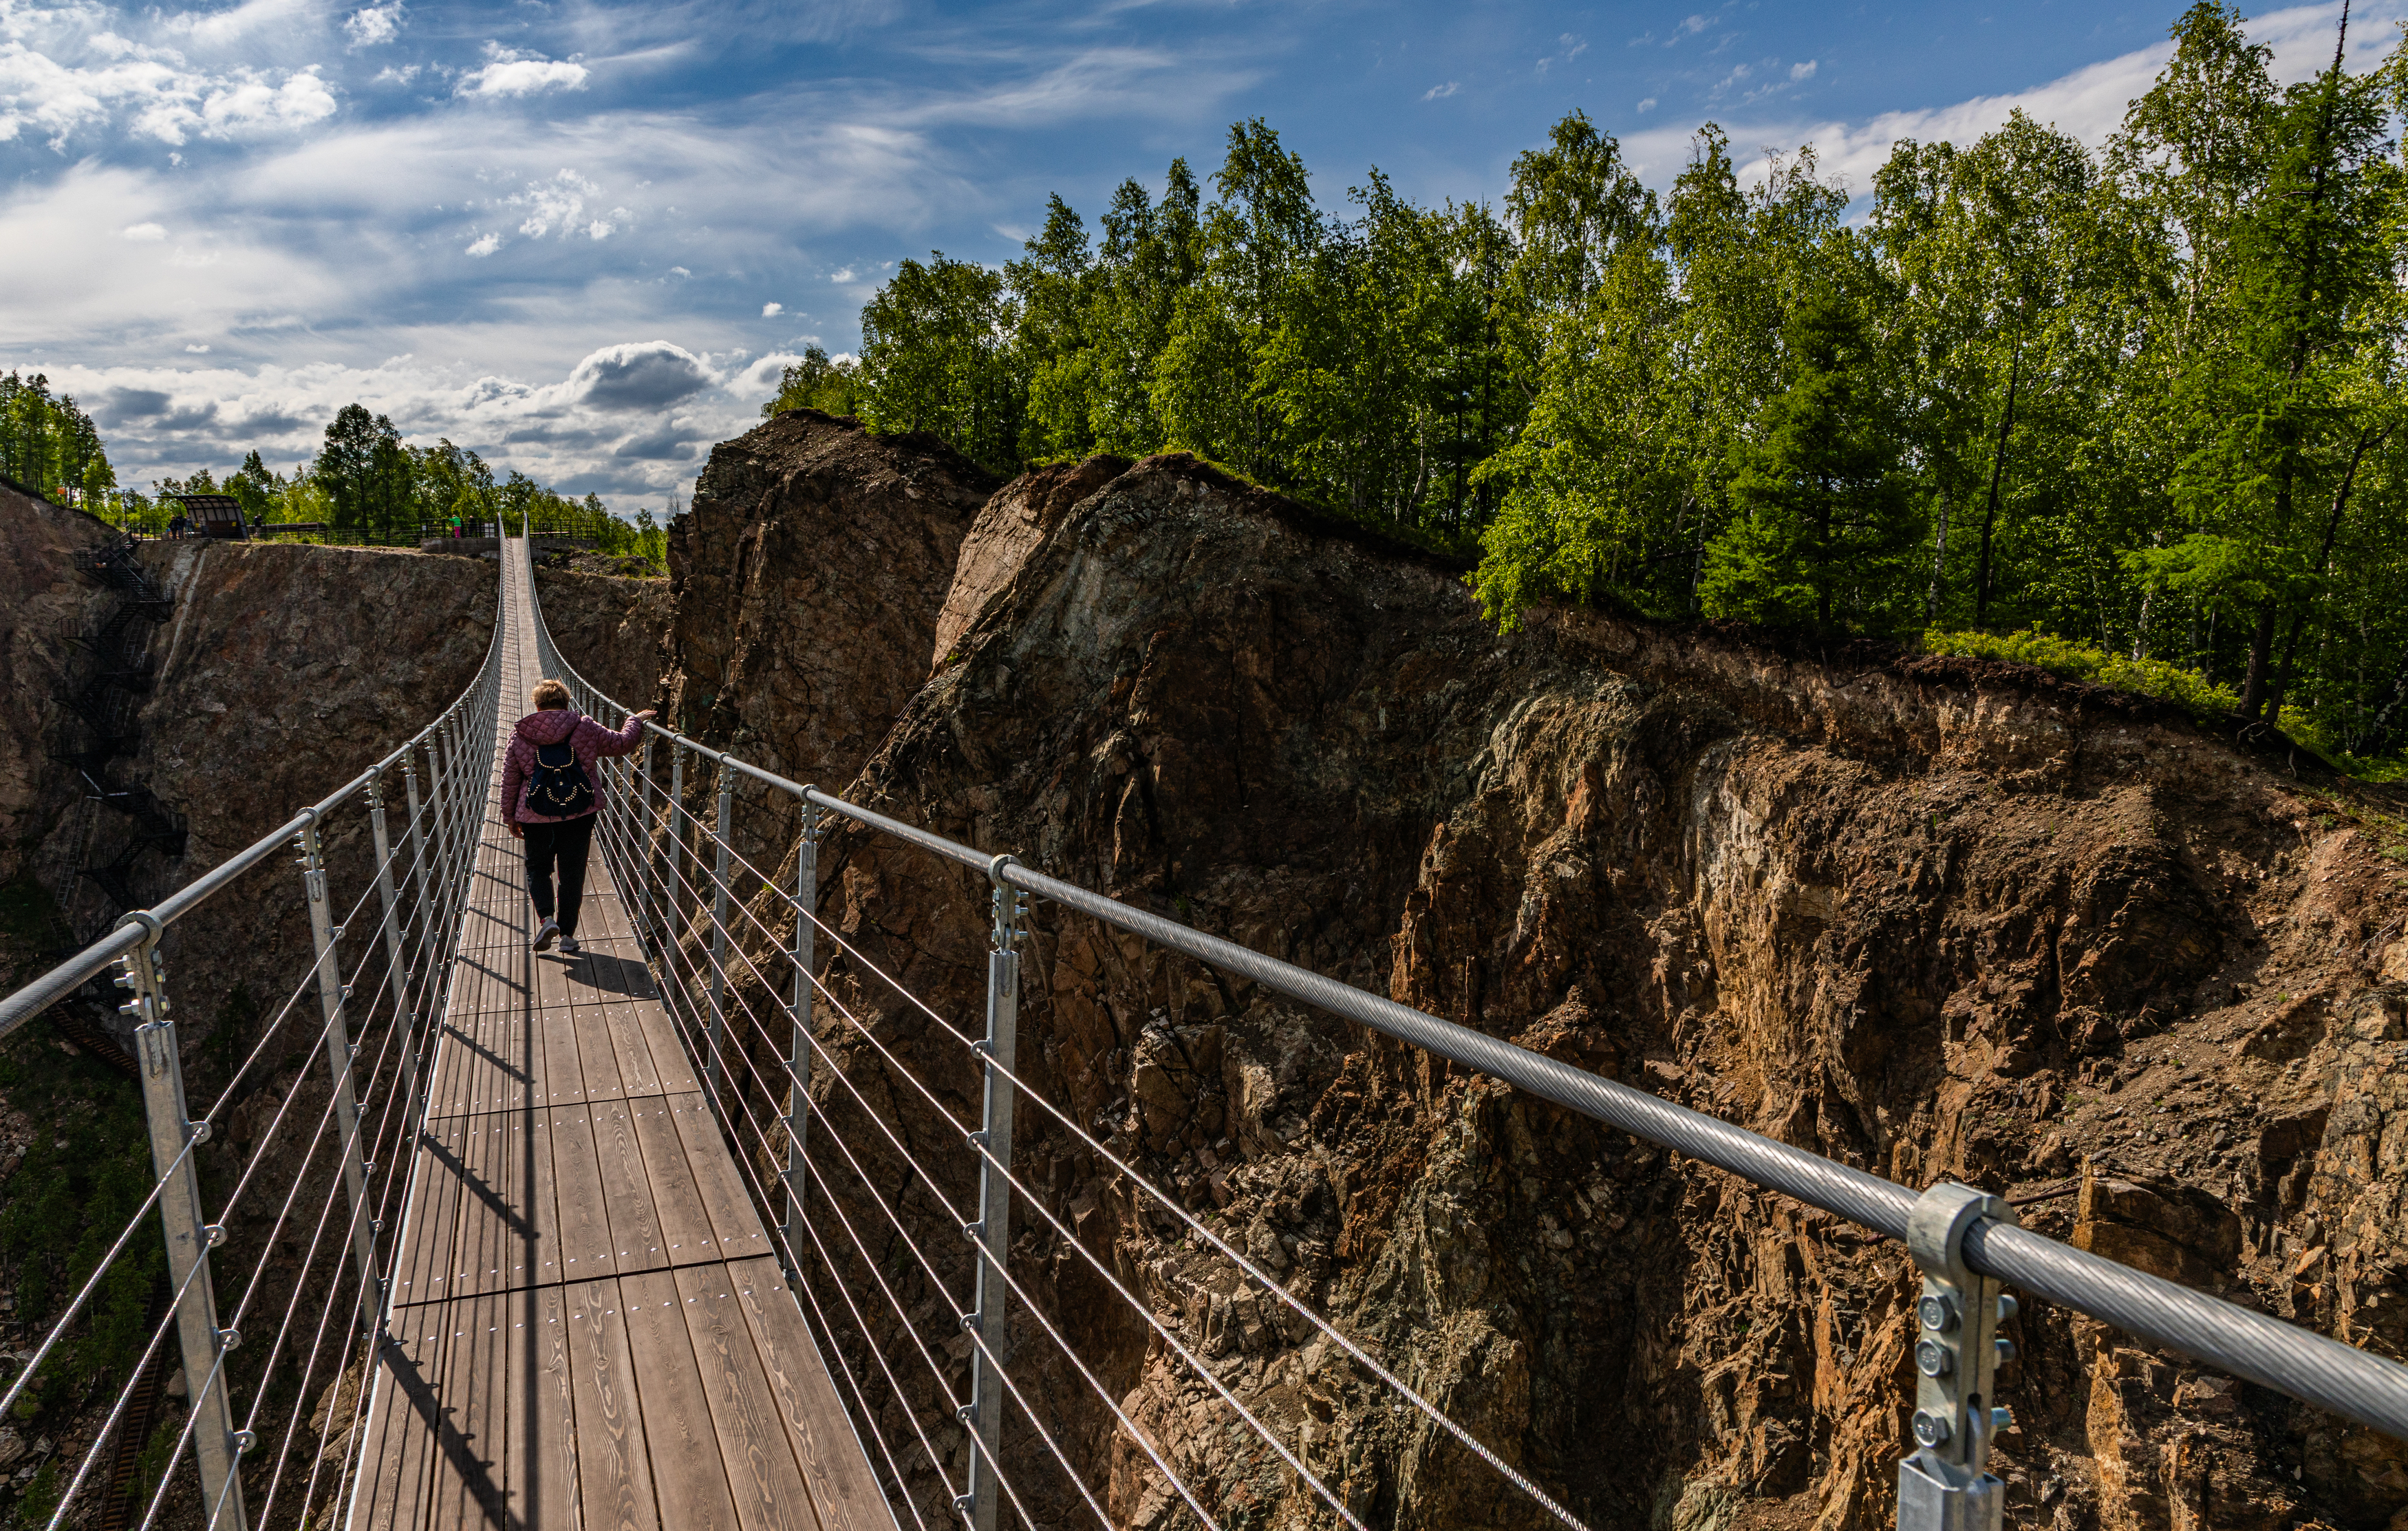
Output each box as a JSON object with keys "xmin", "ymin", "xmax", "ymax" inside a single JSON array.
[
  {"xmin": 518, "ymin": 548, "xmax": 2408, "ymax": 1531},
  {"xmin": 0, "ymin": 553, "xmax": 504, "ymax": 1530}
]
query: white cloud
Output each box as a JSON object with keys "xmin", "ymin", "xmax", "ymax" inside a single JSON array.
[
  {"xmin": 457, "ymin": 45, "xmax": 588, "ymax": 98},
  {"xmin": 122, "ymin": 221, "xmax": 166, "ymax": 239},
  {"xmin": 504, "ymin": 169, "xmax": 621, "ymax": 240},
  {"xmin": 1422, "ymin": 81, "xmax": 1457, "ymax": 100},
  {"xmin": 1674, "ymin": 14, "xmax": 1712, "ymax": 40},
  {"xmin": 761, "ymin": 301, "xmax": 782, "ymax": 316},
  {"xmin": 828, "ymin": 266, "xmax": 856, "ymax": 283},
  {"xmin": 1636, "ymin": 97, "xmax": 1656, "ymax": 114},
  {"xmin": 345, "ymin": 5, "xmax": 402, "ymax": 48},
  {"xmin": 1537, "ymin": 32, "xmax": 1587, "ymax": 74},
  {"xmin": 1790, "ymin": 60, "xmax": 1817, "ymax": 83},
  {"xmin": 185, "ymin": 343, "xmax": 209, "ymax": 352},
  {"xmin": 464, "ymin": 231, "xmax": 499, "ymax": 256}
]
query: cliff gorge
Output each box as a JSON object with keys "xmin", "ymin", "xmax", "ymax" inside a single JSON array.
[{"xmin": 658, "ymin": 416, "xmax": 2408, "ymax": 1531}]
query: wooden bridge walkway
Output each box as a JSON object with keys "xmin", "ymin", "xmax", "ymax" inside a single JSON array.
[{"xmin": 350, "ymin": 542, "xmax": 892, "ymax": 1531}]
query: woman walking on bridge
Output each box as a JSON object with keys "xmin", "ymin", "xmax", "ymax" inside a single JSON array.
[{"xmin": 499, "ymin": 678, "xmax": 654, "ymax": 954}]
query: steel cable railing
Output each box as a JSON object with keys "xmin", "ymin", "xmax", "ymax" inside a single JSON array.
[
  {"xmin": 519, "ymin": 544, "xmax": 2408, "ymax": 1531},
  {"xmin": 0, "ymin": 555, "xmax": 504, "ymax": 1530}
]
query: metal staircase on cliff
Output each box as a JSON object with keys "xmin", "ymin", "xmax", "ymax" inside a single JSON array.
[{"xmin": 0, "ymin": 537, "xmax": 2402, "ymax": 1531}]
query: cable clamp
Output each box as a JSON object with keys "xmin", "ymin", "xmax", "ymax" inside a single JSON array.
[
  {"xmin": 967, "ymin": 1129, "xmax": 989, "ymax": 1150},
  {"xmin": 231, "ymin": 1430, "xmax": 257, "ymax": 1455},
  {"xmin": 961, "ymin": 1221, "xmax": 984, "ymax": 1242},
  {"xmin": 187, "ymin": 1120, "xmax": 211, "ymax": 1144},
  {"xmin": 1898, "ymin": 1182, "xmax": 2017, "ymax": 1530},
  {"xmin": 217, "ymin": 1327, "xmax": 242, "ymax": 1353}
]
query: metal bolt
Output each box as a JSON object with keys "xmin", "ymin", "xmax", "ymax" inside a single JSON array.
[
  {"xmin": 1997, "ymin": 1294, "xmax": 2019, "ymax": 1324},
  {"xmin": 1912, "ymin": 1409, "xmax": 1951, "ymax": 1448},
  {"xmin": 1991, "ymin": 1407, "xmax": 2014, "ymax": 1432},
  {"xmin": 1915, "ymin": 1338, "xmax": 1954, "ymax": 1377},
  {"xmin": 1918, "ymin": 1294, "xmax": 1958, "ymax": 1332},
  {"xmin": 1995, "ymin": 1337, "xmax": 2018, "ymax": 1364}
]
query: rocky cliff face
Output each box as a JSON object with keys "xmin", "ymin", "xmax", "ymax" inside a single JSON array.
[
  {"xmin": 659, "ymin": 427, "xmax": 2408, "ymax": 1531},
  {"xmin": 530, "ymin": 562, "xmax": 670, "ymax": 709},
  {"xmin": 0, "ymin": 481, "xmax": 115, "ymax": 980}
]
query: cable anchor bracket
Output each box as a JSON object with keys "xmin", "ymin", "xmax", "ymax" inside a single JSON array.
[{"xmin": 1897, "ymin": 1181, "xmax": 2019, "ymax": 1531}]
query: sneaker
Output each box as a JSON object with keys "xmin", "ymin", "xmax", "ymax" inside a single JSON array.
[
  {"xmin": 533, "ymin": 919, "xmax": 559, "ymax": 952},
  {"xmin": 560, "ymin": 935, "xmax": 582, "ymax": 955}
]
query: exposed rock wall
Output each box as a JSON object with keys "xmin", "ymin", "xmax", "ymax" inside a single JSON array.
[
  {"xmin": 658, "ymin": 410, "xmax": 993, "ymax": 817},
  {"xmin": 530, "ymin": 563, "xmax": 671, "ymax": 711},
  {"xmin": 683, "ymin": 447, "xmax": 2408, "ymax": 1531},
  {"xmin": 0, "ymin": 481, "xmax": 114, "ymax": 978}
]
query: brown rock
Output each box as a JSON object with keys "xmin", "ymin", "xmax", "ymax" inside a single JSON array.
[{"xmin": 2073, "ymin": 1171, "xmax": 2244, "ymax": 1289}]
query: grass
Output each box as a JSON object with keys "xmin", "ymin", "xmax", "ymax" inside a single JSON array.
[
  {"xmin": 1920, "ymin": 627, "xmax": 2408, "ymax": 782},
  {"xmin": 1920, "ymin": 626, "xmax": 2241, "ymax": 719}
]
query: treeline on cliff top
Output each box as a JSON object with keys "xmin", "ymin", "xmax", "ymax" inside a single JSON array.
[
  {"xmin": 769, "ymin": 4, "xmax": 2408, "ymax": 771},
  {"xmin": 9, "ymin": 385, "xmax": 666, "ymax": 570}
]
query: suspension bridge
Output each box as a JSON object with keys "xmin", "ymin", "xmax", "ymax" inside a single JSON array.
[{"xmin": 0, "ymin": 537, "xmax": 2401, "ymax": 1531}]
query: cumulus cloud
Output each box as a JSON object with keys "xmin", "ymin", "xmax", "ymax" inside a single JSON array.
[
  {"xmin": 1791, "ymin": 60, "xmax": 1817, "ymax": 83},
  {"xmin": 457, "ymin": 44, "xmax": 588, "ymax": 98},
  {"xmin": 761, "ymin": 301, "xmax": 782, "ymax": 316},
  {"xmin": 122, "ymin": 221, "xmax": 166, "ymax": 239},
  {"xmin": 345, "ymin": 5, "xmax": 402, "ymax": 48},
  {"xmin": 464, "ymin": 231, "xmax": 499, "ymax": 257},
  {"xmin": 568, "ymin": 341, "xmax": 714, "ymax": 411}
]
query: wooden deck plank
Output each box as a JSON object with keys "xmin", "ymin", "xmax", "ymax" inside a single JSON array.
[
  {"xmin": 566, "ymin": 1275, "xmax": 659, "ymax": 1531},
  {"xmin": 513, "ymin": 1274, "xmax": 579, "ymax": 1530},
  {"xmin": 730, "ymin": 1259, "xmax": 892, "ymax": 1531},
  {"xmin": 626, "ymin": 1093, "xmax": 722, "ymax": 1265},
  {"xmin": 587, "ymin": 1094, "xmax": 672, "ymax": 1277},
  {"xmin": 668, "ymin": 1089, "xmax": 777, "ymax": 1265},
  {"xmin": 675, "ymin": 1259, "xmax": 821, "ymax": 1531},
  {"xmin": 619, "ymin": 1268, "xmax": 746, "ymax": 1531}
]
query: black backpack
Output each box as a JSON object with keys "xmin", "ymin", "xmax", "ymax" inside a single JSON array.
[{"xmin": 528, "ymin": 727, "xmax": 596, "ymax": 817}]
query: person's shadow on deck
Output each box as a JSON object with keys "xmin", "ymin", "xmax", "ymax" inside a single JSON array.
[{"xmin": 540, "ymin": 951, "xmax": 656, "ymax": 1001}]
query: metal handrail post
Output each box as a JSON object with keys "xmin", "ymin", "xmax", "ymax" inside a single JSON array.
[
  {"xmin": 632, "ymin": 737, "xmax": 658, "ymax": 946},
  {"xmin": 703, "ymin": 761, "xmax": 736, "ymax": 1119},
  {"xmin": 365, "ymin": 773, "xmax": 426, "ymax": 1192},
  {"xmin": 782, "ymin": 799, "xmax": 821, "ymax": 1283},
  {"xmin": 960, "ymin": 859, "xmax": 1027, "ymax": 1531},
  {"xmin": 120, "ymin": 921, "xmax": 250, "ymax": 1529},
  {"xmin": 665, "ymin": 742, "xmax": 686, "ymax": 936},
  {"xmin": 298, "ymin": 815, "xmax": 384, "ymax": 1330}
]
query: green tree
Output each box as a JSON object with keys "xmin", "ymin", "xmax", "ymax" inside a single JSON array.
[
  {"xmin": 1703, "ymin": 289, "xmax": 1915, "ymax": 629},
  {"xmin": 762, "ymin": 346, "xmax": 865, "ymax": 418}
]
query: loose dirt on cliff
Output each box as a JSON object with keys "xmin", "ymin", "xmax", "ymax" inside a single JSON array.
[{"xmin": 652, "ymin": 419, "xmax": 2408, "ymax": 1531}]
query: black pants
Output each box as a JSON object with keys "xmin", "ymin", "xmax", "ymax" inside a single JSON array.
[{"xmin": 523, "ymin": 815, "xmax": 595, "ymax": 937}]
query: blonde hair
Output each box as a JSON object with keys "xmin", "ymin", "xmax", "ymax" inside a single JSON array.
[{"xmin": 531, "ymin": 679, "xmax": 571, "ymax": 710}]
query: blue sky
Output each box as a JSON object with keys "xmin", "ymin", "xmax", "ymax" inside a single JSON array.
[{"xmin": 1, "ymin": 0, "xmax": 2395, "ymax": 508}]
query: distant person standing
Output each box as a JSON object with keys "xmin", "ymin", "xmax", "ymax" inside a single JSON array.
[
  {"xmin": 498, "ymin": 678, "xmax": 655, "ymax": 954},
  {"xmin": 447, "ymin": 513, "xmax": 463, "ymax": 539},
  {"xmin": 166, "ymin": 511, "xmax": 188, "ymax": 539}
]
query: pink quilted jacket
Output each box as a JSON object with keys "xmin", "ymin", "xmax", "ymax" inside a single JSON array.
[{"xmin": 499, "ymin": 709, "xmax": 645, "ymax": 824}]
